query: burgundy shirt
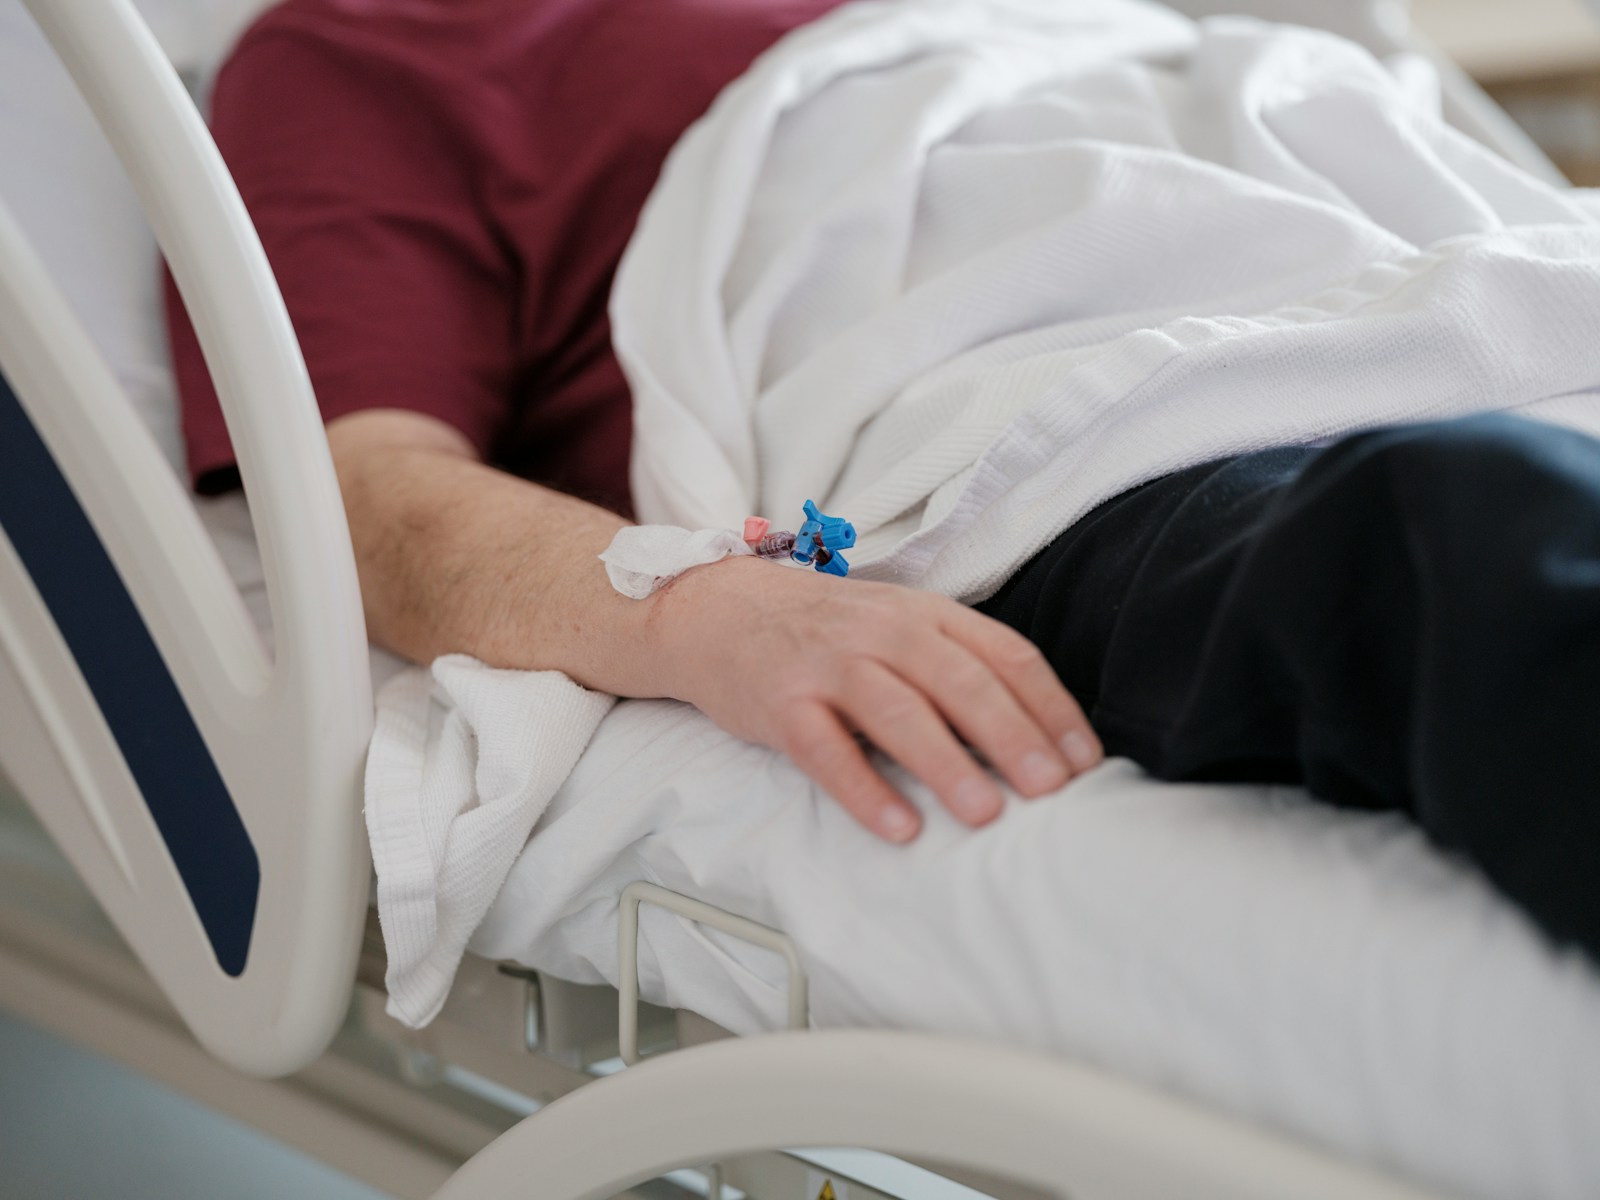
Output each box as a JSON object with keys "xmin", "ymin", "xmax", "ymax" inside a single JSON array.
[{"xmin": 167, "ymin": 0, "xmax": 843, "ymax": 514}]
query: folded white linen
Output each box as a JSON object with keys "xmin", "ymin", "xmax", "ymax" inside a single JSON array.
[
  {"xmin": 613, "ymin": 0, "xmax": 1600, "ymax": 602},
  {"xmin": 365, "ymin": 658, "xmax": 613, "ymax": 1026}
]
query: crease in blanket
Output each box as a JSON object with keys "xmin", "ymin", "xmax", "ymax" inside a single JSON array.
[{"xmin": 365, "ymin": 0, "xmax": 1600, "ymax": 1026}]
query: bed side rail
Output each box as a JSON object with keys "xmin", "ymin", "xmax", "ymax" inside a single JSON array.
[{"xmin": 0, "ymin": 0, "xmax": 370, "ymax": 1075}]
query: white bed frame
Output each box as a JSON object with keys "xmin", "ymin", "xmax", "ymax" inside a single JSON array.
[{"xmin": 0, "ymin": 0, "xmax": 1577, "ymax": 1196}]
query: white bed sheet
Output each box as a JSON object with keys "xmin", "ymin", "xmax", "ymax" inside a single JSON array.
[{"xmin": 470, "ymin": 694, "xmax": 1600, "ymax": 1200}]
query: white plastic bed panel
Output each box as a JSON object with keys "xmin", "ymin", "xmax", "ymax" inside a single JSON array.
[
  {"xmin": 433, "ymin": 1031, "xmax": 1444, "ymax": 1200},
  {"xmin": 0, "ymin": 0, "xmax": 370, "ymax": 1076}
]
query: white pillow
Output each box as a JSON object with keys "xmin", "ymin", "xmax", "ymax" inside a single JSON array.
[{"xmin": 0, "ymin": 0, "xmax": 274, "ymax": 473}]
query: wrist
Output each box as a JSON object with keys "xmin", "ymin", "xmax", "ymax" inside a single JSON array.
[{"xmin": 636, "ymin": 553, "xmax": 766, "ymax": 701}]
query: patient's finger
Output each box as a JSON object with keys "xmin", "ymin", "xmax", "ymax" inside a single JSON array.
[
  {"xmin": 895, "ymin": 634, "xmax": 1069, "ymax": 800},
  {"xmin": 836, "ymin": 660, "xmax": 1004, "ymax": 827},
  {"xmin": 945, "ymin": 609, "xmax": 1102, "ymax": 774},
  {"xmin": 782, "ymin": 700, "xmax": 922, "ymax": 843}
]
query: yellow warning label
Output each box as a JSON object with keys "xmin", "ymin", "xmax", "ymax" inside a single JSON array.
[{"xmin": 805, "ymin": 1170, "xmax": 847, "ymax": 1200}]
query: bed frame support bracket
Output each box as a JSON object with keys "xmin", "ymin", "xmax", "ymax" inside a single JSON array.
[{"xmin": 617, "ymin": 880, "xmax": 808, "ymax": 1067}]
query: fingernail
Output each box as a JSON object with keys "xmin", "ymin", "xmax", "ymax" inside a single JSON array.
[
  {"xmin": 1061, "ymin": 731, "xmax": 1100, "ymax": 772},
  {"xmin": 879, "ymin": 805, "xmax": 920, "ymax": 843},
  {"xmin": 952, "ymin": 777, "xmax": 1002, "ymax": 824},
  {"xmin": 1017, "ymin": 750, "xmax": 1067, "ymax": 794}
]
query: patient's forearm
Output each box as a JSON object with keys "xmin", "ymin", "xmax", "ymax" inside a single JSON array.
[{"xmin": 327, "ymin": 410, "xmax": 661, "ymax": 696}]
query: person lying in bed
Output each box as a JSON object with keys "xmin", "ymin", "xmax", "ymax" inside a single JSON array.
[{"xmin": 167, "ymin": 0, "xmax": 1599, "ymax": 964}]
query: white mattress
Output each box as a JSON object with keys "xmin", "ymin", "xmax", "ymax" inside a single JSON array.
[{"xmin": 194, "ymin": 494, "xmax": 1600, "ymax": 1200}]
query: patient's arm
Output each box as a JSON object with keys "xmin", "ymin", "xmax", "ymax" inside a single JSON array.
[
  {"xmin": 328, "ymin": 409, "xmax": 657, "ymax": 694},
  {"xmin": 330, "ymin": 409, "xmax": 1103, "ymax": 843}
]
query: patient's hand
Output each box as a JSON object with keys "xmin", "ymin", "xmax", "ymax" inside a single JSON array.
[{"xmin": 647, "ymin": 556, "xmax": 1102, "ymax": 842}]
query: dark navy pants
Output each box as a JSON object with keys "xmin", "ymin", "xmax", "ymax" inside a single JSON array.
[{"xmin": 978, "ymin": 413, "xmax": 1600, "ymax": 962}]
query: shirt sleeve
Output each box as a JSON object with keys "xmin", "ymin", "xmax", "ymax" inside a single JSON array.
[{"xmin": 165, "ymin": 17, "xmax": 517, "ymax": 494}]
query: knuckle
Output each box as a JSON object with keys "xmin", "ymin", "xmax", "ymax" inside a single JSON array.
[
  {"xmin": 880, "ymin": 620, "xmax": 920, "ymax": 660},
  {"xmin": 782, "ymin": 721, "xmax": 839, "ymax": 769},
  {"xmin": 990, "ymin": 629, "xmax": 1046, "ymax": 673},
  {"xmin": 943, "ymin": 655, "xmax": 994, "ymax": 697},
  {"xmin": 941, "ymin": 671, "xmax": 1015, "ymax": 729},
  {"xmin": 920, "ymin": 753, "xmax": 972, "ymax": 794},
  {"xmin": 834, "ymin": 657, "xmax": 879, "ymax": 697},
  {"xmin": 871, "ymin": 690, "xmax": 926, "ymax": 730},
  {"xmin": 986, "ymin": 733, "xmax": 1038, "ymax": 767},
  {"xmin": 836, "ymin": 780, "xmax": 883, "ymax": 817},
  {"xmin": 770, "ymin": 691, "xmax": 825, "ymax": 738},
  {"xmin": 824, "ymin": 764, "xmax": 885, "ymax": 818}
]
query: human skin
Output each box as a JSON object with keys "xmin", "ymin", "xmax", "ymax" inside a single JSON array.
[{"xmin": 327, "ymin": 408, "xmax": 1105, "ymax": 842}]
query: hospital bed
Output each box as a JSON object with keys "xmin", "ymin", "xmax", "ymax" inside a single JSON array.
[{"xmin": 1, "ymin": 0, "xmax": 1597, "ymax": 1197}]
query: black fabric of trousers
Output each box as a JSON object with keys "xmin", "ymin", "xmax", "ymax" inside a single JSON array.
[{"xmin": 977, "ymin": 412, "xmax": 1600, "ymax": 963}]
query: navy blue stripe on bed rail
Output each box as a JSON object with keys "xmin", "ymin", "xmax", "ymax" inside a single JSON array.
[{"xmin": 0, "ymin": 369, "xmax": 258, "ymax": 976}]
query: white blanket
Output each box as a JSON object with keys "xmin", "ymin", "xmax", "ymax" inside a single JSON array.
[
  {"xmin": 615, "ymin": 0, "xmax": 1600, "ymax": 600},
  {"xmin": 366, "ymin": 0, "xmax": 1600, "ymax": 1024}
]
